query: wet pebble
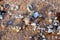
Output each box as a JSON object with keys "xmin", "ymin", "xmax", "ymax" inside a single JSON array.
[{"xmin": 33, "ymin": 12, "xmax": 39, "ymax": 18}]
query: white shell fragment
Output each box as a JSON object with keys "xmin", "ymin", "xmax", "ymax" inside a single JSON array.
[
  {"xmin": 55, "ymin": 17, "xmax": 57, "ymax": 20},
  {"xmin": 14, "ymin": 14, "xmax": 24, "ymax": 19},
  {"xmin": 14, "ymin": 5, "xmax": 19, "ymax": 10},
  {"xmin": 31, "ymin": 23, "xmax": 36, "ymax": 26},
  {"xmin": 42, "ymin": 35, "xmax": 45, "ymax": 38},
  {"xmin": 19, "ymin": 15, "xmax": 24, "ymax": 18},
  {"xmin": 48, "ymin": 11, "xmax": 52, "ymax": 15},
  {"xmin": 27, "ymin": 4, "xmax": 33, "ymax": 12},
  {"xmin": 8, "ymin": 11, "xmax": 12, "ymax": 15},
  {"xmin": 31, "ymin": 23, "xmax": 37, "ymax": 31},
  {"xmin": 12, "ymin": 26, "xmax": 21, "ymax": 32},
  {"xmin": 10, "ymin": 7, "xmax": 14, "ymax": 10},
  {"xmin": 24, "ymin": 18, "xmax": 30, "ymax": 25}
]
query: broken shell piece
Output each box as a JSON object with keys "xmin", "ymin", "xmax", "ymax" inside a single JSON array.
[
  {"xmin": 55, "ymin": 17, "xmax": 57, "ymax": 20},
  {"xmin": 24, "ymin": 18, "xmax": 30, "ymax": 25},
  {"xmin": 48, "ymin": 11, "xmax": 52, "ymax": 15},
  {"xmin": 14, "ymin": 5, "xmax": 20, "ymax": 10},
  {"xmin": 33, "ymin": 27, "xmax": 36, "ymax": 31},
  {"xmin": 31, "ymin": 23, "xmax": 37, "ymax": 31},
  {"xmin": 7, "ymin": 11, "xmax": 12, "ymax": 15},
  {"xmin": 42, "ymin": 35, "xmax": 45, "ymax": 38},
  {"xmin": 31, "ymin": 23, "xmax": 36, "ymax": 26},
  {"xmin": 19, "ymin": 14, "xmax": 24, "ymax": 18},
  {"xmin": 15, "ymin": 26, "xmax": 21, "ymax": 32},
  {"xmin": 10, "ymin": 7, "xmax": 14, "ymax": 10},
  {"xmin": 27, "ymin": 4, "xmax": 33, "ymax": 12},
  {"xmin": 11, "ymin": 26, "xmax": 21, "ymax": 32},
  {"xmin": 11, "ymin": 26, "xmax": 15, "ymax": 30},
  {"xmin": 15, "ymin": 14, "xmax": 24, "ymax": 19}
]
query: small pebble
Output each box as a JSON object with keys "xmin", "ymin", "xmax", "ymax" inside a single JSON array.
[
  {"xmin": 7, "ymin": 20, "xmax": 13, "ymax": 25},
  {"xmin": 33, "ymin": 12, "xmax": 39, "ymax": 18},
  {"xmin": 48, "ymin": 28, "xmax": 53, "ymax": 33}
]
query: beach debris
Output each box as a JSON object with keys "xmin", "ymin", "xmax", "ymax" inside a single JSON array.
[
  {"xmin": 24, "ymin": 17, "xmax": 30, "ymax": 25},
  {"xmin": 27, "ymin": 4, "xmax": 33, "ymax": 12},
  {"xmin": 33, "ymin": 12, "xmax": 39, "ymax": 18},
  {"xmin": 31, "ymin": 22, "xmax": 37, "ymax": 31}
]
